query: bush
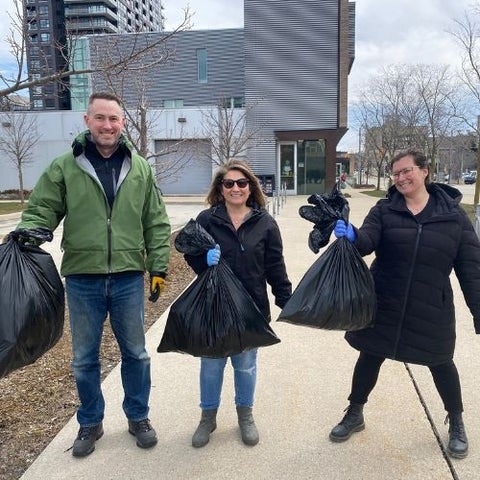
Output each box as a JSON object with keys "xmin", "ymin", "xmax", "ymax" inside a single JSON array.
[{"xmin": 0, "ymin": 190, "xmax": 31, "ymax": 200}]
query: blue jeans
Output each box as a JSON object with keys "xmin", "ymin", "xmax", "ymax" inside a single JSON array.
[
  {"xmin": 66, "ymin": 273, "xmax": 151, "ymax": 426},
  {"xmin": 199, "ymin": 349, "xmax": 258, "ymax": 410}
]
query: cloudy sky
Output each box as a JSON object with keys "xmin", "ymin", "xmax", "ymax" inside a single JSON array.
[{"xmin": 0, "ymin": 0, "xmax": 474, "ymax": 150}]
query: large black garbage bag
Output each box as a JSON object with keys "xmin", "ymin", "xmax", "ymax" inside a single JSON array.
[
  {"xmin": 158, "ymin": 219, "xmax": 280, "ymax": 357},
  {"xmin": 174, "ymin": 218, "xmax": 216, "ymax": 256},
  {"xmin": 299, "ymin": 182, "xmax": 350, "ymax": 253},
  {"xmin": 0, "ymin": 228, "xmax": 65, "ymax": 379},
  {"xmin": 278, "ymin": 237, "xmax": 375, "ymax": 330}
]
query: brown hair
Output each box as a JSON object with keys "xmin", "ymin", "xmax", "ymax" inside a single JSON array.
[
  {"xmin": 87, "ymin": 92, "xmax": 122, "ymax": 109},
  {"xmin": 205, "ymin": 159, "xmax": 267, "ymax": 208}
]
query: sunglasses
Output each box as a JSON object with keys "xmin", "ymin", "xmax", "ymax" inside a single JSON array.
[{"xmin": 221, "ymin": 178, "xmax": 250, "ymax": 189}]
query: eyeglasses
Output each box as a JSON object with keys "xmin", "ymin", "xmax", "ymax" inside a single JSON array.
[
  {"xmin": 221, "ymin": 178, "xmax": 250, "ymax": 189},
  {"xmin": 390, "ymin": 166, "xmax": 421, "ymax": 180}
]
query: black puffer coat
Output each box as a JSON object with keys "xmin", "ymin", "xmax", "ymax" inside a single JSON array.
[
  {"xmin": 345, "ymin": 183, "xmax": 480, "ymax": 366},
  {"xmin": 184, "ymin": 203, "xmax": 292, "ymax": 321}
]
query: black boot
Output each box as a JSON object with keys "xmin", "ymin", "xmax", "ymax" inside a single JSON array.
[
  {"xmin": 236, "ymin": 407, "xmax": 259, "ymax": 446},
  {"xmin": 446, "ymin": 413, "xmax": 468, "ymax": 459},
  {"xmin": 192, "ymin": 409, "xmax": 217, "ymax": 448},
  {"xmin": 329, "ymin": 403, "xmax": 365, "ymax": 442}
]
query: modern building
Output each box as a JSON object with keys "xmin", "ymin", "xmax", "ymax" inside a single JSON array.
[
  {"xmin": 89, "ymin": 0, "xmax": 356, "ymax": 195},
  {"xmin": 2, "ymin": 0, "xmax": 354, "ymax": 195},
  {"xmin": 23, "ymin": 0, "xmax": 165, "ymax": 111}
]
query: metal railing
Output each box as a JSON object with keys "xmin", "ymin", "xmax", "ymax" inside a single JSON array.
[{"xmin": 268, "ymin": 183, "xmax": 287, "ymax": 216}]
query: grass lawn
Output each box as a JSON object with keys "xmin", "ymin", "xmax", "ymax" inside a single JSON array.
[{"xmin": 0, "ymin": 202, "xmax": 27, "ymax": 215}]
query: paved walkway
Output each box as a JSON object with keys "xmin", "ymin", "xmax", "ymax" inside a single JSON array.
[{"xmin": 13, "ymin": 188, "xmax": 480, "ymax": 479}]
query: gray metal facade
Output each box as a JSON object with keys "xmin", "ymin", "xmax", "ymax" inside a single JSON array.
[
  {"xmin": 90, "ymin": 29, "xmax": 245, "ymax": 109},
  {"xmin": 244, "ymin": 0, "xmax": 345, "ymax": 173}
]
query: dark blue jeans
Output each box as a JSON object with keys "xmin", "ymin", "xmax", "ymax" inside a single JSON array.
[{"xmin": 66, "ymin": 273, "xmax": 151, "ymax": 426}]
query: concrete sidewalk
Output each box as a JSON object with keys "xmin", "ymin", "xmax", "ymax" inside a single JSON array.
[{"xmin": 19, "ymin": 189, "xmax": 480, "ymax": 479}]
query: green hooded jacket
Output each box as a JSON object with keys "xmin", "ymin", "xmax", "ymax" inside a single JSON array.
[{"xmin": 18, "ymin": 131, "xmax": 171, "ymax": 277}]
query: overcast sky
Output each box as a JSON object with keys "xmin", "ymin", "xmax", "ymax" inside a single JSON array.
[{"xmin": 0, "ymin": 0, "xmax": 474, "ymax": 150}]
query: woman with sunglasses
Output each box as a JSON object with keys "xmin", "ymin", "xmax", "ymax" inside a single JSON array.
[
  {"xmin": 184, "ymin": 159, "xmax": 292, "ymax": 448},
  {"xmin": 331, "ymin": 149, "xmax": 480, "ymax": 459}
]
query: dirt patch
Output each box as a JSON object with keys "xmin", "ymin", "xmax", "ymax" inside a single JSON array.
[{"xmin": 0, "ymin": 233, "xmax": 195, "ymax": 480}]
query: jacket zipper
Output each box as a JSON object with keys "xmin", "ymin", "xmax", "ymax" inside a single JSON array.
[{"xmin": 393, "ymin": 223, "xmax": 423, "ymax": 355}]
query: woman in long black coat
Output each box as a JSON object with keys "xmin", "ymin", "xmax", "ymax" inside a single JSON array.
[{"xmin": 331, "ymin": 150, "xmax": 480, "ymax": 459}]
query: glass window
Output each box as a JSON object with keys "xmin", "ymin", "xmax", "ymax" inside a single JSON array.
[
  {"xmin": 39, "ymin": 19, "xmax": 50, "ymax": 28},
  {"xmin": 296, "ymin": 140, "xmax": 326, "ymax": 194},
  {"xmin": 197, "ymin": 48, "xmax": 207, "ymax": 83},
  {"xmin": 163, "ymin": 99, "xmax": 184, "ymax": 108},
  {"xmin": 233, "ymin": 97, "xmax": 245, "ymax": 108},
  {"xmin": 40, "ymin": 33, "xmax": 50, "ymax": 42}
]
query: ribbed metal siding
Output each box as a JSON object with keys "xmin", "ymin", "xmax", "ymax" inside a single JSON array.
[
  {"xmin": 90, "ymin": 29, "xmax": 245, "ymax": 108},
  {"xmin": 245, "ymin": 0, "xmax": 341, "ymax": 171},
  {"xmin": 349, "ymin": 2, "xmax": 356, "ymax": 64}
]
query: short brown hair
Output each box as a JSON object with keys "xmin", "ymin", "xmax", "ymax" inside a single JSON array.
[
  {"xmin": 206, "ymin": 159, "xmax": 267, "ymax": 208},
  {"xmin": 88, "ymin": 92, "xmax": 122, "ymax": 108}
]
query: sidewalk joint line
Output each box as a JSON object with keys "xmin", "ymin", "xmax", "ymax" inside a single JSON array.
[{"xmin": 403, "ymin": 362, "xmax": 459, "ymax": 480}]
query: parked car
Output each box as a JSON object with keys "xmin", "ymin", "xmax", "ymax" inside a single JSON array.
[{"xmin": 464, "ymin": 173, "xmax": 477, "ymax": 184}]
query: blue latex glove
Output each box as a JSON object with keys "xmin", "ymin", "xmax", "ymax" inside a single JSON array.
[
  {"xmin": 334, "ymin": 220, "xmax": 356, "ymax": 242},
  {"xmin": 206, "ymin": 244, "xmax": 221, "ymax": 266}
]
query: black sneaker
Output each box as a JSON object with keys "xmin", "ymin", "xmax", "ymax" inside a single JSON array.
[
  {"xmin": 72, "ymin": 423, "xmax": 104, "ymax": 457},
  {"xmin": 128, "ymin": 418, "xmax": 158, "ymax": 448}
]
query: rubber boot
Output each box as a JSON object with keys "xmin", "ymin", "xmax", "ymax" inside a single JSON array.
[
  {"xmin": 192, "ymin": 409, "xmax": 217, "ymax": 448},
  {"xmin": 329, "ymin": 403, "xmax": 365, "ymax": 442},
  {"xmin": 446, "ymin": 413, "xmax": 468, "ymax": 459},
  {"xmin": 236, "ymin": 407, "xmax": 259, "ymax": 446}
]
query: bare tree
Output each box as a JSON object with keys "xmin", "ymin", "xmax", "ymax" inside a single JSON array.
[
  {"xmin": 200, "ymin": 97, "xmax": 267, "ymax": 166},
  {"xmin": 0, "ymin": 1, "xmax": 192, "ymax": 100},
  {"xmin": 450, "ymin": 6, "xmax": 480, "ymax": 204},
  {"xmin": 355, "ymin": 64, "xmax": 424, "ymax": 189},
  {"xmin": 355, "ymin": 64, "xmax": 459, "ymax": 188},
  {"xmin": 409, "ymin": 64, "xmax": 461, "ymax": 179},
  {"xmin": 94, "ymin": 64, "xmax": 197, "ymax": 186},
  {"xmin": 0, "ymin": 109, "xmax": 40, "ymax": 204}
]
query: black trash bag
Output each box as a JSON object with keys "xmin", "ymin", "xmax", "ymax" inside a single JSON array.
[
  {"xmin": 299, "ymin": 182, "xmax": 350, "ymax": 253},
  {"xmin": 174, "ymin": 218, "xmax": 216, "ymax": 256},
  {"xmin": 277, "ymin": 237, "xmax": 375, "ymax": 331},
  {"xmin": 0, "ymin": 228, "xmax": 65, "ymax": 379},
  {"xmin": 158, "ymin": 220, "xmax": 280, "ymax": 357}
]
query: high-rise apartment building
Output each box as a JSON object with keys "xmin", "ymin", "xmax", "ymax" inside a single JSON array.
[{"xmin": 23, "ymin": 0, "xmax": 165, "ymax": 110}]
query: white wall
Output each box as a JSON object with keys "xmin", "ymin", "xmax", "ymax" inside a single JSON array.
[{"xmin": 0, "ymin": 106, "xmax": 225, "ymax": 192}]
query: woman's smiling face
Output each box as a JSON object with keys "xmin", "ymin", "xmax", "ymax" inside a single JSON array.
[
  {"xmin": 391, "ymin": 155, "xmax": 428, "ymax": 197},
  {"xmin": 221, "ymin": 170, "xmax": 251, "ymax": 207}
]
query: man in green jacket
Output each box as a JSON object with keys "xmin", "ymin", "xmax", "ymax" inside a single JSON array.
[{"xmin": 18, "ymin": 92, "xmax": 171, "ymax": 457}]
